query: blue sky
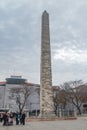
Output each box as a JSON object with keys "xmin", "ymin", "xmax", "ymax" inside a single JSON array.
[{"xmin": 0, "ymin": 0, "xmax": 87, "ymax": 85}]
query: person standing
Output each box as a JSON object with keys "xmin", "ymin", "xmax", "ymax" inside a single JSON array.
[
  {"xmin": 15, "ymin": 112, "xmax": 19, "ymax": 125},
  {"xmin": 3, "ymin": 112, "xmax": 8, "ymax": 126},
  {"xmin": 21, "ymin": 112, "xmax": 26, "ymax": 125}
]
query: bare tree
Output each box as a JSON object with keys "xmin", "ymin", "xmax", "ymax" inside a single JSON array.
[
  {"xmin": 9, "ymin": 84, "xmax": 33, "ymax": 113},
  {"xmin": 53, "ymin": 87, "xmax": 68, "ymax": 115},
  {"xmin": 61, "ymin": 80, "xmax": 87, "ymax": 115}
]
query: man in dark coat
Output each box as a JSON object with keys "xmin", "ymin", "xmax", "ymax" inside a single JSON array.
[
  {"xmin": 3, "ymin": 112, "xmax": 8, "ymax": 126},
  {"xmin": 15, "ymin": 112, "xmax": 19, "ymax": 125},
  {"xmin": 21, "ymin": 112, "xmax": 26, "ymax": 125}
]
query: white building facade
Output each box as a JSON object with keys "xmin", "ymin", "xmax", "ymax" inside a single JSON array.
[{"xmin": 0, "ymin": 76, "xmax": 40, "ymax": 116}]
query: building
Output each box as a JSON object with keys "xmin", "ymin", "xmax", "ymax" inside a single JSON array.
[
  {"xmin": 0, "ymin": 75, "xmax": 40, "ymax": 115},
  {"xmin": 0, "ymin": 75, "xmax": 87, "ymax": 116}
]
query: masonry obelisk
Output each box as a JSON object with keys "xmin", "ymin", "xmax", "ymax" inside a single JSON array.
[{"xmin": 40, "ymin": 11, "xmax": 55, "ymax": 117}]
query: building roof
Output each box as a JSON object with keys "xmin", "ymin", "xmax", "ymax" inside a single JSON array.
[
  {"xmin": 0, "ymin": 75, "xmax": 40, "ymax": 87},
  {"xmin": 6, "ymin": 75, "xmax": 26, "ymax": 84},
  {"xmin": 0, "ymin": 82, "xmax": 6, "ymax": 86}
]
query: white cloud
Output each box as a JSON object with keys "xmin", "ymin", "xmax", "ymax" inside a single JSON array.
[
  {"xmin": 53, "ymin": 47, "xmax": 87, "ymax": 64},
  {"xmin": 0, "ymin": 0, "xmax": 87, "ymax": 84}
]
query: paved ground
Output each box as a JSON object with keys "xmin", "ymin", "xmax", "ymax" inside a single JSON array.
[{"xmin": 0, "ymin": 117, "xmax": 87, "ymax": 130}]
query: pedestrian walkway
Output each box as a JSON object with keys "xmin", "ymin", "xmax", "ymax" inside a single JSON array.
[{"xmin": 0, "ymin": 117, "xmax": 87, "ymax": 130}]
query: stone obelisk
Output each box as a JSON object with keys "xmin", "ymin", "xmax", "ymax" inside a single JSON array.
[{"xmin": 40, "ymin": 11, "xmax": 55, "ymax": 117}]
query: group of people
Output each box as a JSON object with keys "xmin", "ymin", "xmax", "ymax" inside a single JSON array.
[
  {"xmin": 0, "ymin": 111, "xmax": 26, "ymax": 126},
  {"xmin": 15, "ymin": 112, "xmax": 26, "ymax": 125},
  {"xmin": 1, "ymin": 112, "xmax": 13, "ymax": 126}
]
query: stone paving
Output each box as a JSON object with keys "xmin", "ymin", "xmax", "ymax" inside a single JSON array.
[{"xmin": 0, "ymin": 117, "xmax": 87, "ymax": 130}]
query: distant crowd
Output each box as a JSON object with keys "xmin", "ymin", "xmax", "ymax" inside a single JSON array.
[{"xmin": 0, "ymin": 111, "xmax": 26, "ymax": 126}]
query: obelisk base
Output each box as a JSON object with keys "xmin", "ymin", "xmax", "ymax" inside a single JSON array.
[{"xmin": 39, "ymin": 111, "xmax": 56, "ymax": 118}]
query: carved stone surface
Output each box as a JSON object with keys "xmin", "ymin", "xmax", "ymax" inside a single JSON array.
[{"xmin": 40, "ymin": 11, "xmax": 55, "ymax": 117}]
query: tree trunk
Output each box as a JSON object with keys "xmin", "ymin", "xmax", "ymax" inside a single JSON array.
[{"xmin": 77, "ymin": 106, "xmax": 82, "ymax": 115}]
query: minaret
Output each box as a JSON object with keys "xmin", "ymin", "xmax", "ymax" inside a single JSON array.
[{"xmin": 40, "ymin": 11, "xmax": 55, "ymax": 117}]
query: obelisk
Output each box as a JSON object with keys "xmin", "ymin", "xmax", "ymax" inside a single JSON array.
[{"xmin": 40, "ymin": 11, "xmax": 55, "ymax": 117}]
